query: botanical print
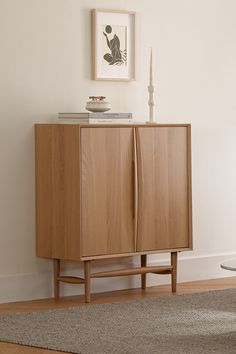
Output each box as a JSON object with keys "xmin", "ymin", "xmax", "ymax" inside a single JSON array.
[{"xmin": 102, "ymin": 25, "xmax": 127, "ymax": 66}]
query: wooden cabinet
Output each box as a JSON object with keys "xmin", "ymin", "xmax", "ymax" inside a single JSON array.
[{"xmin": 35, "ymin": 124, "xmax": 192, "ymax": 302}]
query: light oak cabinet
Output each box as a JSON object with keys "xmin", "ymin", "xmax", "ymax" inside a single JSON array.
[{"xmin": 35, "ymin": 124, "xmax": 192, "ymax": 302}]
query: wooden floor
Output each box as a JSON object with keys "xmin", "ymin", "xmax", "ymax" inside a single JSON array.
[{"xmin": 0, "ymin": 276, "xmax": 235, "ymax": 354}]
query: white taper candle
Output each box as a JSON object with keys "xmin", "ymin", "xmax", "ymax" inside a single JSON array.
[{"xmin": 150, "ymin": 48, "xmax": 153, "ymax": 86}]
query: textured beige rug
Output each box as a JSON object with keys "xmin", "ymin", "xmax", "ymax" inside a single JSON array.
[{"xmin": 0, "ymin": 289, "xmax": 236, "ymax": 354}]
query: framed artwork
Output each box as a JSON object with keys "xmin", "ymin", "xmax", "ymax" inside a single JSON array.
[{"xmin": 92, "ymin": 9, "xmax": 136, "ymax": 81}]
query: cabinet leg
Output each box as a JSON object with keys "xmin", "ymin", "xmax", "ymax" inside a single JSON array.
[
  {"xmin": 53, "ymin": 259, "xmax": 60, "ymax": 300},
  {"xmin": 171, "ymin": 252, "xmax": 177, "ymax": 293},
  {"xmin": 84, "ymin": 260, "xmax": 91, "ymax": 303},
  {"xmin": 141, "ymin": 254, "xmax": 147, "ymax": 289}
]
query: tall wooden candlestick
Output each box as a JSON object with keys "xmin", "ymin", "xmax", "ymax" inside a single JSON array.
[{"xmin": 146, "ymin": 48, "xmax": 155, "ymax": 124}]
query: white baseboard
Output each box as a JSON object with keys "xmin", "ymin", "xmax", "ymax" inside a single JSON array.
[
  {"xmin": 1, "ymin": 252, "xmax": 236, "ymax": 304},
  {"xmin": 148, "ymin": 252, "xmax": 236, "ymax": 287}
]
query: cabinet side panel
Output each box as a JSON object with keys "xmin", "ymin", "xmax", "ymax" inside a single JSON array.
[
  {"xmin": 137, "ymin": 126, "xmax": 190, "ymax": 251},
  {"xmin": 81, "ymin": 127, "xmax": 135, "ymax": 256},
  {"xmin": 187, "ymin": 125, "xmax": 193, "ymax": 249},
  {"xmin": 35, "ymin": 125, "xmax": 53, "ymax": 258},
  {"xmin": 35, "ymin": 125, "xmax": 81, "ymax": 260}
]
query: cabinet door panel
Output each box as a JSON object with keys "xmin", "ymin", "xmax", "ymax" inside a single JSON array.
[
  {"xmin": 81, "ymin": 127, "xmax": 135, "ymax": 256},
  {"xmin": 136, "ymin": 127, "xmax": 190, "ymax": 251}
]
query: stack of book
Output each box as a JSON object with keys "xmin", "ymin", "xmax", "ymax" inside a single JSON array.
[{"xmin": 58, "ymin": 112, "xmax": 133, "ymax": 124}]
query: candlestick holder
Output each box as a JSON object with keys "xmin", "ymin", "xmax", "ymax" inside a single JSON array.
[
  {"xmin": 146, "ymin": 84, "xmax": 156, "ymax": 124},
  {"xmin": 146, "ymin": 48, "xmax": 157, "ymax": 124}
]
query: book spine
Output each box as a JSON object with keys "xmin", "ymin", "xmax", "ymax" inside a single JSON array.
[
  {"xmin": 58, "ymin": 119, "xmax": 133, "ymax": 124},
  {"xmin": 58, "ymin": 113, "xmax": 132, "ymax": 119}
]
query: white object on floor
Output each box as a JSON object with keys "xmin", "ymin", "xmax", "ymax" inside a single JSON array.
[{"xmin": 220, "ymin": 259, "xmax": 236, "ymax": 271}]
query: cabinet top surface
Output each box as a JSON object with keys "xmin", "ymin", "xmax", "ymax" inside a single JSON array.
[{"xmin": 35, "ymin": 123, "xmax": 191, "ymax": 128}]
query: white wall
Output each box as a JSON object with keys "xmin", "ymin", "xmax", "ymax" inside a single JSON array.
[{"xmin": 0, "ymin": 0, "xmax": 236, "ymax": 303}]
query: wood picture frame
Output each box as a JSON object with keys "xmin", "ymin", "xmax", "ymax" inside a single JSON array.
[{"xmin": 92, "ymin": 9, "xmax": 136, "ymax": 81}]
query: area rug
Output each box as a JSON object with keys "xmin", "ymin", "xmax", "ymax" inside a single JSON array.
[{"xmin": 0, "ymin": 289, "xmax": 236, "ymax": 354}]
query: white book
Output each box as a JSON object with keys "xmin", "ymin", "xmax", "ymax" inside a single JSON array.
[
  {"xmin": 58, "ymin": 112, "xmax": 132, "ymax": 119},
  {"xmin": 58, "ymin": 118, "xmax": 133, "ymax": 124}
]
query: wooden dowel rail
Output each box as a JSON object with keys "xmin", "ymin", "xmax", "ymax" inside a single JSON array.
[
  {"xmin": 90, "ymin": 265, "xmax": 173, "ymax": 278},
  {"xmin": 56, "ymin": 276, "xmax": 85, "ymax": 284},
  {"xmin": 56, "ymin": 266, "xmax": 173, "ymax": 285}
]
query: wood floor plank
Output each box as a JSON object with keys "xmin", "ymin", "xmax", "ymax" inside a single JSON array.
[{"xmin": 0, "ymin": 277, "xmax": 235, "ymax": 354}]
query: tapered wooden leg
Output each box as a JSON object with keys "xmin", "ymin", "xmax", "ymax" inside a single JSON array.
[
  {"xmin": 141, "ymin": 254, "xmax": 147, "ymax": 289},
  {"xmin": 84, "ymin": 260, "xmax": 91, "ymax": 303},
  {"xmin": 171, "ymin": 252, "xmax": 177, "ymax": 293},
  {"xmin": 53, "ymin": 259, "xmax": 60, "ymax": 300}
]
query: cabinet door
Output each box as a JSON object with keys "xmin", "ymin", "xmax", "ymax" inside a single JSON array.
[
  {"xmin": 81, "ymin": 127, "xmax": 135, "ymax": 257},
  {"xmin": 136, "ymin": 126, "xmax": 191, "ymax": 251}
]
